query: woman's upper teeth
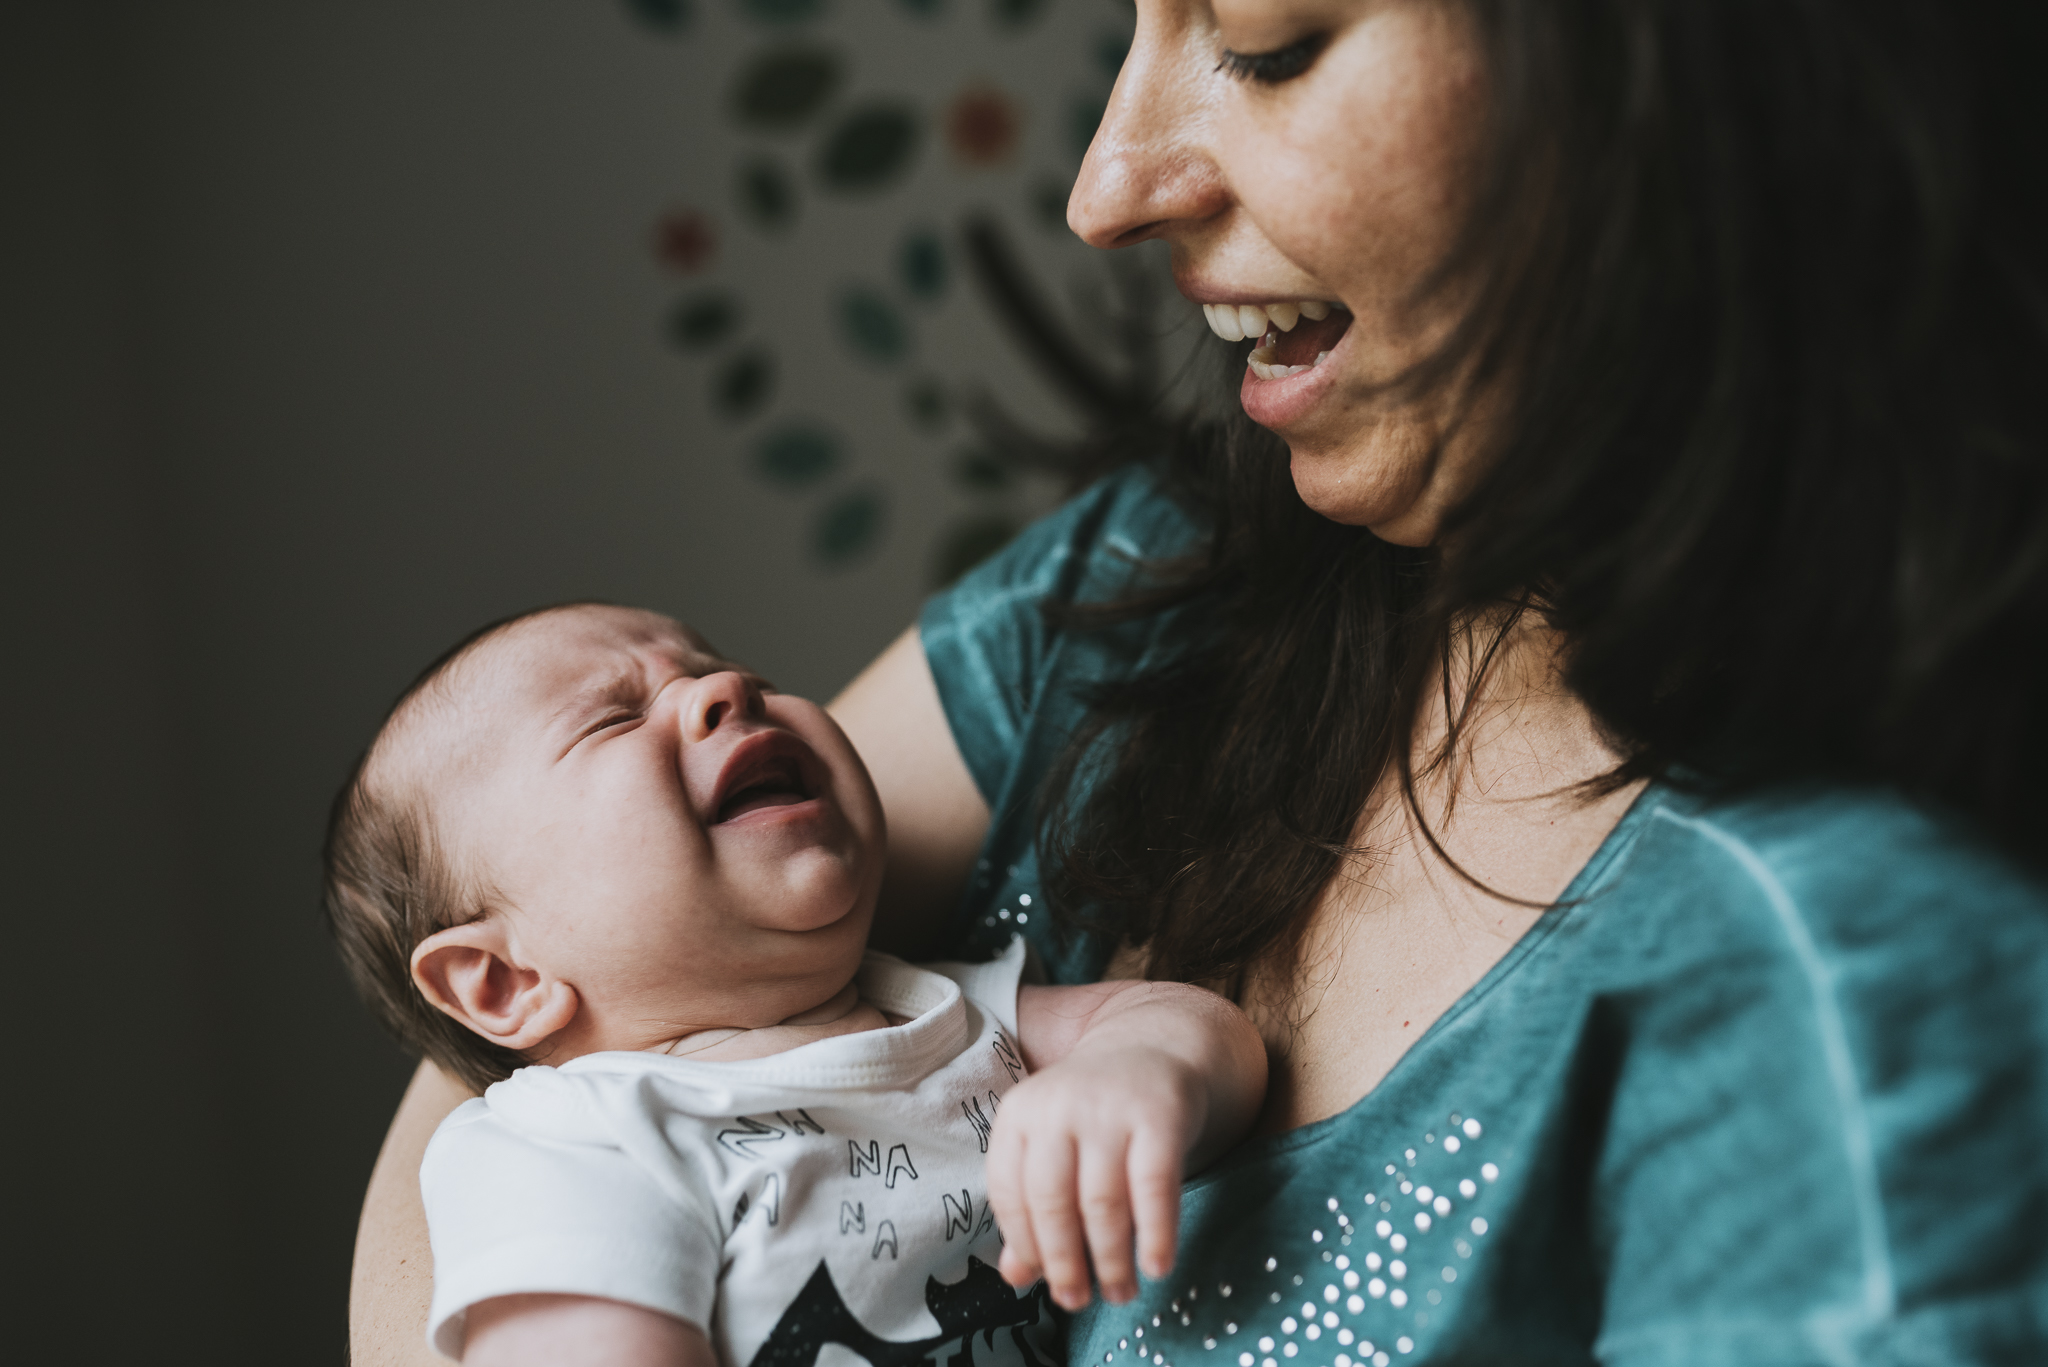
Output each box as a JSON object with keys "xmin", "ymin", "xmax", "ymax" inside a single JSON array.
[{"xmin": 1201, "ymin": 299, "xmax": 1336, "ymax": 342}]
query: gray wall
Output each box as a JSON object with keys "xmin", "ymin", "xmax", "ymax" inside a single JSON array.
[
  {"xmin": 5, "ymin": 2, "xmax": 1175, "ymax": 1357},
  {"xmin": 8, "ymin": 5, "xmax": 239, "ymax": 1356}
]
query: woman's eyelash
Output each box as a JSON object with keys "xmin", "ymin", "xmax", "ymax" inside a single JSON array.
[{"xmin": 1217, "ymin": 34, "xmax": 1328, "ymax": 85}]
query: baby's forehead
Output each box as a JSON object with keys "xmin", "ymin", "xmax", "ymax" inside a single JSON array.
[
  {"xmin": 386, "ymin": 606, "xmax": 727, "ymax": 776},
  {"xmin": 465, "ymin": 605, "xmax": 727, "ymax": 713}
]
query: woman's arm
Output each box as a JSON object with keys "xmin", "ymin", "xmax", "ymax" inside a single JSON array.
[
  {"xmin": 349, "ymin": 624, "xmax": 987, "ymax": 1364},
  {"xmin": 826, "ymin": 624, "xmax": 990, "ymax": 960},
  {"xmin": 461, "ymin": 1295, "xmax": 715, "ymax": 1367},
  {"xmin": 351, "ymin": 1060, "xmax": 475, "ymax": 1366}
]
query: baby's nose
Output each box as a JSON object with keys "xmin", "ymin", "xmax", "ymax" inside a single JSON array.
[{"xmin": 682, "ymin": 670, "xmax": 762, "ymax": 742}]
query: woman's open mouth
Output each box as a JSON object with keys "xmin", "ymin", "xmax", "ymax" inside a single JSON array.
[
  {"xmin": 710, "ymin": 732, "xmax": 820, "ymax": 824},
  {"xmin": 1201, "ymin": 300, "xmax": 1354, "ymax": 379},
  {"xmin": 1207, "ymin": 299, "xmax": 1355, "ymax": 430}
]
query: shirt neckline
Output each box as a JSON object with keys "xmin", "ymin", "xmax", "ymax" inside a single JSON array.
[
  {"xmin": 1186, "ymin": 780, "xmax": 1670, "ymax": 1180},
  {"xmin": 551, "ymin": 952, "xmax": 975, "ymax": 1092}
]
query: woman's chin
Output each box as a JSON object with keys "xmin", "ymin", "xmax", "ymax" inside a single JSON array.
[{"xmin": 1286, "ymin": 443, "xmax": 1439, "ymax": 542}]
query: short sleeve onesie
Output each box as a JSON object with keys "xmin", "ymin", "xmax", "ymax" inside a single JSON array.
[
  {"xmin": 420, "ymin": 944, "xmax": 1058, "ymax": 1367},
  {"xmin": 919, "ymin": 464, "xmax": 2048, "ymax": 1366}
]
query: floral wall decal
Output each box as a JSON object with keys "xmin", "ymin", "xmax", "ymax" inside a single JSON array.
[{"xmin": 625, "ymin": 0, "xmax": 1185, "ymax": 581}]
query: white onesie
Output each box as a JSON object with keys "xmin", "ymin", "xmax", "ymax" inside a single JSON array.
[{"xmin": 420, "ymin": 938, "xmax": 1055, "ymax": 1367}]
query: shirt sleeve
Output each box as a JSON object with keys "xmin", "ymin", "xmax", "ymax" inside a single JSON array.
[
  {"xmin": 420, "ymin": 1099, "xmax": 725, "ymax": 1359},
  {"xmin": 918, "ymin": 463, "xmax": 1204, "ymax": 808},
  {"xmin": 1588, "ymin": 801, "xmax": 2048, "ymax": 1366}
]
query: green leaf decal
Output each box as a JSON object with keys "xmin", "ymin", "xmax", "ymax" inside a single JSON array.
[
  {"xmin": 735, "ymin": 0, "xmax": 826, "ymax": 24},
  {"xmin": 713, "ymin": 350, "xmax": 775, "ymax": 419},
  {"xmin": 899, "ymin": 229, "xmax": 947, "ymax": 300},
  {"xmin": 813, "ymin": 487, "xmax": 886, "ymax": 564},
  {"xmin": 932, "ymin": 515, "xmax": 1021, "ymax": 586},
  {"xmin": 736, "ymin": 157, "xmax": 799, "ymax": 230},
  {"xmin": 904, "ymin": 377, "xmax": 949, "ymax": 430},
  {"xmin": 625, "ymin": 0, "xmax": 693, "ymax": 32},
  {"xmin": 989, "ymin": 0, "xmax": 1047, "ymax": 29},
  {"xmin": 752, "ymin": 425, "xmax": 843, "ymax": 488},
  {"xmin": 667, "ymin": 292, "xmax": 740, "ymax": 350},
  {"xmin": 1031, "ymin": 177, "xmax": 1071, "ymax": 231},
  {"xmin": 815, "ymin": 105, "xmax": 922, "ymax": 194},
  {"xmin": 1095, "ymin": 30, "xmax": 1132, "ymax": 79},
  {"xmin": 951, "ymin": 447, "xmax": 1012, "ymax": 492},
  {"xmin": 1068, "ymin": 96, "xmax": 1107, "ymax": 161},
  {"xmin": 731, "ymin": 46, "xmax": 841, "ymax": 131},
  {"xmin": 838, "ymin": 289, "xmax": 911, "ymax": 362}
]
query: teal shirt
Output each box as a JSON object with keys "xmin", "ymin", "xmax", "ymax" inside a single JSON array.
[{"xmin": 920, "ymin": 466, "xmax": 2048, "ymax": 1365}]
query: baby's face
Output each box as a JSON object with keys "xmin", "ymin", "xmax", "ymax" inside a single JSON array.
[{"xmin": 406, "ymin": 604, "xmax": 885, "ymax": 1042}]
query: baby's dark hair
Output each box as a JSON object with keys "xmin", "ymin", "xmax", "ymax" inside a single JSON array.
[{"xmin": 323, "ymin": 603, "xmax": 602, "ymax": 1092}]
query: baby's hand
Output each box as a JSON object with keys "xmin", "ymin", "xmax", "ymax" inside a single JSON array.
[{"xmin": 984, "ymin": 1042, "xmax": 1204, "ymax": 1310}]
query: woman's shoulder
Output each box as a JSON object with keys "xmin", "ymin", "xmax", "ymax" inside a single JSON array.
[
  {"xmin": 918, "ymin": 462, "xmax": 1210, "ymax": 815},
  {"xmin": 924, "ymin": 460, "xmax": 1206, "ymax": 623},
  {"xmin": 1590, "ymin": 781, "xmax": 2048, "ymax": 1065},
  {"xmin": 1613, "ymin": 780, "xmax": 2048, "ymax": 963},
  {"xmin": 1526, "ymin": 782, "xmax": 2048, "ymax": 1357}
]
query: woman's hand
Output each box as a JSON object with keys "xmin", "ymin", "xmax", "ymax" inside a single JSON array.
[{"xmin": 991, "ymin": 982, "xmax": 1268, "ymax": 1310}]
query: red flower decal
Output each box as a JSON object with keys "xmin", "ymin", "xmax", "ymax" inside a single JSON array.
[
  {"xmin": 653, "ymin": 209, "xmax": 717, "ymax": 273},
  {"xmin": 946, "ymin": 88, "xmax": 1020, "ymax": 167}
]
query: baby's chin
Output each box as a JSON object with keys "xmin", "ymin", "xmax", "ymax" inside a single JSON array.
[{"xmin": 736, "ymin": 859, "xmax": 876, "ymax": 947}]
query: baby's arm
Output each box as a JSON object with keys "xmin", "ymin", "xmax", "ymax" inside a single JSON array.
[
  {"xmin": 990, "ymin": 980, "xmax": 1268, "ymax": 1312},
  {"xmin": 460, "ymin": 1295, "xmax": 712, "ymax": 1367}
]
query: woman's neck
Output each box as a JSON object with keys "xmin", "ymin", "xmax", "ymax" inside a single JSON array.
[{"xmin": 1405, "ymin": 604, "xmax": 1609, "ymax": 810}]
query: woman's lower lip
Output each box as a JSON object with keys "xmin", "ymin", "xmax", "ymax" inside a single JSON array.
[
  {"xmin": 1237, "ymin": 325, "xmax": 1350, "ymax": 431},
  {"xmin": 1238, "ymin": 349, "xmax": 1340, "ymax": 430}
]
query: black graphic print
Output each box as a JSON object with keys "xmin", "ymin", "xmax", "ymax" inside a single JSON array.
[
  {"xmin": 721, "ymin": 1111, "xmax": 825, "ymax": 1158},
  {"xmin": 721, "ymin": 1116, "xmax": 789, "ymax": 1158},
  {"xmin": 747, "ymin": 1257, "xmax": 1054, "ymax": 1367},
  {"xmin": 960, "ymin": 1092, "xmax": 1001, "ymax": 1153},
  {"xmin": 942, "ymin": 1190, "xmax": 975, "ymax": 1240},
  {"xmin": 991, "ymin": 1033, "xmax": 1024, "ymax": 1084},
  {"xmin": 850, "ymin": 1140, "xmax": 921, "ymax": 1188},
  {"xmin": 734, "ymin": 1174, "xmax": 783, "ymax": 1229}
]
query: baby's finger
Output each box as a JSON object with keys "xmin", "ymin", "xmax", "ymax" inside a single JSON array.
[
  {"xmin": 987, "ymin": 1128, "xmax": 1042, "ymax": 1289},
  {"xmin": 1127, "ymin": 1126, "xmax": 1183, "ymax": 1283},
  {"xmin": 1023, "ymin": 1131, "xmax": 1092, "ymax": 1310},
  {"xmin": 999, "ymin": 1239, "xmax": 1043, "ymax": 1292},
  {"xmin": 1077, "ymin": 1135, "xmax": 1137, "ymax": 1304}
]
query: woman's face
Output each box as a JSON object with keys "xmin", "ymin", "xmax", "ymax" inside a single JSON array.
[{"xmin": 1071, "ymin": 0, "xmax": 1490, "ymax": 544}]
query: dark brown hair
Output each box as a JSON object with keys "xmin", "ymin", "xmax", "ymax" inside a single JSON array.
[
  {"xmin": 323, "ymin": 605, "xmax": 597, "ymax": 1092},
  {"xmin": 1041, "ymin": 0, "xmax": 2048, "ymax": 992}
]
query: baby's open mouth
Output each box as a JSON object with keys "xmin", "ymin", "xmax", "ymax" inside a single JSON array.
[
  {"xmin": 1202, "ymin": 300, "xmax": 1353, "ymax": 379},
  {"xmin": 716, "ymin": 750, "xmax": 811, "ymax": 823}
]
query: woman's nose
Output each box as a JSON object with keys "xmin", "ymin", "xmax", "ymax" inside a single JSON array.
[
  {"xmin": 681, "ymin": 671, "xmax": 762, "ymax": 743},
  {"xmin": 1068, "ymin": 5, "xmax": 1231, "ymax": 249}
]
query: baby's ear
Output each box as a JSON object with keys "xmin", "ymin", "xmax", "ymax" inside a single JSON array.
[{"xmin": 411, "ymin": 920, "xmax": 578, "ymax": 1052}]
